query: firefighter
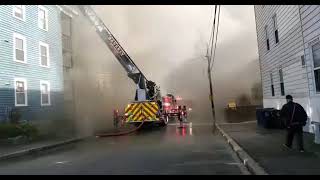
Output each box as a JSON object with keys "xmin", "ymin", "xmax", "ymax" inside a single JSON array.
[
  {"xmin": 182, "ymin": 105, "xmax": 187, "ymax": 122},
  {"xmin": 178, "ymin": 106, "xmax": 183, "ymax": 127},
  {"xmin": 280, "ymin": 95, "xmax": 307, "ymax": 152},
  {"xmin": 113, "ymin": 109, "xmax": 119, "ymax": 128}
]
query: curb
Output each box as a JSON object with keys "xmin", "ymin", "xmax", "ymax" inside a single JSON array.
[
  {"xmin": 216, "ymin": 124, "xmax": 268, "ymax": 175},
  {"xmin": 0, "ymin": 137, "xmax": 85, "ymax": 161}
]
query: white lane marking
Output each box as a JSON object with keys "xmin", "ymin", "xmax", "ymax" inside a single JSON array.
[
  {"xmin": 55, "ymin": 161, "xmax": 69, "ymax": 164},
  {"xmin": 172, "ymin": 160, "xmax": 241, "ymax": 166},
  {"xmin": 218, "ymin": 120, "xmax": 256, "ymax": 125},
  {"xmin": 168, "ymin": 122, "xmax": 213, "ymax": 126}
]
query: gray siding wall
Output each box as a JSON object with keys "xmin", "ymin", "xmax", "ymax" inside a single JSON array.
[
  {"xmin": 299, "ymin": 5, "xmax": 320, "ymax": 96},
  {"xmin": 254, "ymin": 5, "xmax": 308, "ymax": 99}
]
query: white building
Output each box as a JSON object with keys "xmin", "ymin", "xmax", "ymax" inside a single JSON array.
[{"xmin": 254, "ymin": 5, "xmax": 320, "ymax": 139}]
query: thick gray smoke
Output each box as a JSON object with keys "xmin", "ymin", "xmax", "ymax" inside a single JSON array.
[{"xmin": 69, "ymin": 5, "xmax": 260, "ymax": 135}]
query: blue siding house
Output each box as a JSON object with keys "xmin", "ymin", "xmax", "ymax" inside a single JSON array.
[{"xmin": 0, "ymin": 5, "xmax": 64, "ymax": 122}]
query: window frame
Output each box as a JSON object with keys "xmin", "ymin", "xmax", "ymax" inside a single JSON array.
[
  {"xmin": 310, "ymin": 42, "xmax": 320, "ymax": 94},
  {"xmin": 39, "ymin": 41, "xmax": 50, "ymax": 68},
  {"xmin": 13, "ymin": 5, "xmax": 26, "ymax": 21},
  {"xmin": 270, "ymin": 72, "xmax": 275, "ymax": 97},
  {"xmin": 265, "ymin": 25, "xmax": 270, "ymax": 51},
  {"xmin": 38, "ymin": 5, "xmax": 48, "ymax": 31},
  {"xmin": 301, "ymin": 55, "xmax": 306, "ymax": 67},
  {"xmin": 272, "ymin": 14, "xmax": 279, "ymax": 44},
  {"xmin": 14, "ymin": 77, "xmax": 28, "ymax": 107},
  {"xmin": 279, "ymin": 68, "xmax": 285, "ymax": 96},
  {"xmin": 40, "ymin": 80, "xmax": 51, "ymax": 106},
  {"xmin": 13, "ymin": 32, "xmax": 27, "ymax": 64}
]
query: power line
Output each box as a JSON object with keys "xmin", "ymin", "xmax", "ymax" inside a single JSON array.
[
  {"xmin": 209, "ymin": 5, "xmax": 218, "ymax": 65},
  {"xmin": 210, "ymin": 5, "xmax": 221, "ymax": 71},
  {"xmin": 208, "ymin": 6, "xmax": 215, "ymax": 54}
]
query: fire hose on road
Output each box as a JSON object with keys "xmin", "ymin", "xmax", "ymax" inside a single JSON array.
[{"xmin": 95, "ymin": 119, "xmax": 145, "ymax": 138}]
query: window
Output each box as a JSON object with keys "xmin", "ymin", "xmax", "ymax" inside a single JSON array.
[
  {"xmin": 301, "ymin": 55, "xmax": 306, "ymax": 67},
  {"xmin": 13, "ymin": 5, "xmax": 25, "ymax": 21},
  {"xmin": 13, "ymin": 33, "xmax": 27, "ymax": 63},
  {"xmin": 265, "ymin": 26, "xmax": 270, "ymax": 51},
  {"xmin": 38, "ymin": 6, "xmax": 48, "ymax": 31},
  {"xmin": 39, "ymin": 42, "xmax": 49, "ymax": 67},
  {"xmin": 270, "ymin": 73, "xmax": 275, "ymax": 96},
  {"xmin": 279, "ymin": 69, "xmax": 285, "ymax": 96},
  {"xmin": 312, "ymin": 42, "xmax": 320, "ymax": 93},
  {"xmin": 40, "ymin": 81, "xmax": 51, "ymax": 106},
  {"xmin": 14, "ymin": 78, "xmax": 27, "ymax": 106},
  {"xmin": 272, "ymin": 14, "xmax": 279, "ymax": 44}
]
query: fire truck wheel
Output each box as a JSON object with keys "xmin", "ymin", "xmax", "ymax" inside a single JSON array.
[{"xmin": 160, "ymin": 116, "xmax": 169, "ymax": 126}]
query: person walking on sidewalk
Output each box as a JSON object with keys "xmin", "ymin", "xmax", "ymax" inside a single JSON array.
[{"xmin": 280, "ymin": 95, "xmax": 308, "ymax": 152}]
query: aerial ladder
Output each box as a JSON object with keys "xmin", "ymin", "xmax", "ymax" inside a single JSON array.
[{"xmin": 77, "ymin": 5, "xmax": 169, "ymax": 126}]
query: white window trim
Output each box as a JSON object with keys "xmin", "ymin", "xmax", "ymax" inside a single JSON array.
[
  {"xmin": 38, "ymin": 5, "xmax": 48, "ymax": 31},
  {"xmin": 272, "ymin": 14, "xmax": 278, "ymax": 31},
  {"xmin": 13, "ymin": 5, "xmax": 26, "ymax": 21},
  {"xmin": 39, "ymin": 41, "xmax": 50, "ymax": 68},
  {"xmin": 310, "ymin": 43, "xmax": 320, "ymax": 95},
  {"xmin": 265, "ymin": 25, "xmax": 269, "ymax": 40},
  {"xmin": 270, "ymin": 72, "xmax": 275, "ymax": 97},
  {"xmin": 14, "ymin": 77, "xmax": 28, "ymax": 107},
  {"xmin": 279, "ymin": 68, "xmax": 285, "ymax": 96},
  {"xmin": 40, "ymin": 80, "xmax": 51, "ymax": 106},
  {"xmin": 279, "ymin": 68, "xmax": 283, "ymax": 83},
  {"xmin": 13, "ymin": 32, "xmax": 27, "ymax": 64}
]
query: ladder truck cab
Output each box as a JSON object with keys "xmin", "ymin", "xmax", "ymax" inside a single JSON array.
[
  {"xmin": 162, "ymin": 94, "xmax": 188, "ymax": 122},
  {"xmin": 78, "ymin": 5, "xmax": 168, "ymax": 126}
]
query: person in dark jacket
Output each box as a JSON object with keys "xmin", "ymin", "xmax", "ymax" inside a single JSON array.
[{"xmin": 280, "ymin": 95, "xmax": 308, "ymax": 152}]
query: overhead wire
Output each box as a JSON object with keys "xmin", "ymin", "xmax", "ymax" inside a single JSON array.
[
  {"xmin": 210, "ymin": 5, "xmax": 221, "ymax": 71},
  {"xmin": 207, "ymin": 6, "xmax": 215, "ymax": 55},
  {"xmin": 209, "ymin": 5, "xmax": 218, "ymax": 65}
]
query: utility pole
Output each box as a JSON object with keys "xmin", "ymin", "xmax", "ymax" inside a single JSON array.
[
  {"xmin": 206, "ymin": 50, "xmax": 216, "ymax": 131},
  {"xmin": 206, "ymin": 5, "xmax": 218, "ymax": 131}
]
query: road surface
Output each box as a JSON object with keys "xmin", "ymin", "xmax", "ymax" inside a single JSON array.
[{"xmin": 0, "ymin": 122, "xmax": 248, "ymax": 175}]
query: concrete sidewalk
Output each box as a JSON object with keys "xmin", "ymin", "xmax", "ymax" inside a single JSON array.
[
  {"xmin": 0, "ymin": 136, "xmax": 84, "ymax": 161},
  {"xmin": 219, "ymin": 121, "xmax": 320, "ymax": 175}
]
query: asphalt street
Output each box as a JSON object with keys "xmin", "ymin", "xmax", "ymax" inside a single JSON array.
[{"xmin": 0, "ymin": 122, "xmax": 248, "ymax": 175}]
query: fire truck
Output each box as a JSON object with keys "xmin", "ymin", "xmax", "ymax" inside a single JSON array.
[
  {"xmin": 78, "ymin": 6, "xmax": 186, "ymax": 127},
  {"xmin": 162, "ymin": 94, "xmax": 188, "ymax": 122}
]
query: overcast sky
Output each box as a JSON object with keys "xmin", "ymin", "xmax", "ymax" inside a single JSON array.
[{"xmin": 92, "ymin": 5, "xmax": 258, "ymax": 81}]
